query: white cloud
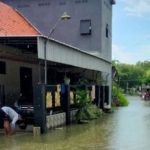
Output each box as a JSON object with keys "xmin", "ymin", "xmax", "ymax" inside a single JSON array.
[
  {"xmin": 112, "ymin": 44, "xmax": 150, "ymax": 64},
  {"xmin": 118, "ymin": 0, "xmax": 150, "ymax": 17}
]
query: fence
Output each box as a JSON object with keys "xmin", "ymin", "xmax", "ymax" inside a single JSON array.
[{"xmin": 33, "ymin": 84, "xmax": 109, "ymax": 133}]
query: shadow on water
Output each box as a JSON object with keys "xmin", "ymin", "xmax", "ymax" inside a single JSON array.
[{"xmin": 1, "ymin": 96, "xmax": 150, "ymax": 150}]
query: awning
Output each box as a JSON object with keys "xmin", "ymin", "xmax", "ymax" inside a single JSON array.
[{"xmin": 38, "ymin": 36, "xmax": 111, "ymax": 74}]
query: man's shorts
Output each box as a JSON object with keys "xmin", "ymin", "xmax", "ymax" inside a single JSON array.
[{"xmin": 0, "ymin": 109, "xmax": 10, "ymax": 121}]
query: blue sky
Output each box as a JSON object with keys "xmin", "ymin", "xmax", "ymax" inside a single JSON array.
[{"xmin": 112, "ymin": 0, "xmax": 150, "ymax": 64}]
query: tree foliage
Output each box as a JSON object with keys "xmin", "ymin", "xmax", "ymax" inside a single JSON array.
[{"xmin": 112, "ymin": 60, "xmax": 150, "ymax": 90}]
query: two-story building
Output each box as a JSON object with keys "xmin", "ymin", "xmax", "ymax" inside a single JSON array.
[{"xmin": 0, "ymin": 1, "xmax": 116, "ymax": 115}]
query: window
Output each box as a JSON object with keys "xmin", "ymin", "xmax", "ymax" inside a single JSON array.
[
  {"xmin": 110, "ymin": 0, "xmax": 116, "ymax": 5},
  {"xmin": 106, "ymin": 24, "xmax": 109, "ymax": 38},
  {"xmin": 0, "ymin": 61, "xmax": 6, "ymax": 74},
  {"xmin": 80, "ymin": 20, "xmax": 91, "ymax": 35}
]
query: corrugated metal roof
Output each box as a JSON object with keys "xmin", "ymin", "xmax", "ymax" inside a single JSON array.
[{"xmin": 38, "ymin": 37, "xmax": 111, "ymax": 73}]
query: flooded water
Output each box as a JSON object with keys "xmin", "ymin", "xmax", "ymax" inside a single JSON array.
[{"xmin": 1, "ymin": 96, "xmax": 150, "ymax": 150}]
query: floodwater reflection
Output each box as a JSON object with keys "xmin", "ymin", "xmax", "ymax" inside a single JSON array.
[{"xmin": 1, "ymin": 96, "xmax": 150, "ymax": 150}]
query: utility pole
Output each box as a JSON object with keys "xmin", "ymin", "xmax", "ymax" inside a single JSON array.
[{"xmin": 126, "ymin": 82, "xmax": 128, "ymax": 94}]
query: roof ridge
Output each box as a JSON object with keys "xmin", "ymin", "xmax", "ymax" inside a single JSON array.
[
  {"xmin": 14, "ymin": 9, "xmax": 42, "ymax": 35},
  {"xmin": 0, "ymin": 2, "xmax": 41, "ymax": 36}
]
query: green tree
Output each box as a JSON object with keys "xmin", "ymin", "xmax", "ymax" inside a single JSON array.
[
  {"xmin": 142, "ymin": 69, "xmax": 150, "ymax": 85},
  {"xmin": 112, "ymin": 60, "xmax": 146, "ymax": 90}
]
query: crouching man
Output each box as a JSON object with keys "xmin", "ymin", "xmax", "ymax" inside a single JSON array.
[{"xmin": 0, "ymin": 106, "xmax": 22, "ymax": 135}]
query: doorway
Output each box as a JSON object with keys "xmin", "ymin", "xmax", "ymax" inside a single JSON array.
[{"xmin": 20, "ymin": 67, "xmax": 33, "ymax": 98}]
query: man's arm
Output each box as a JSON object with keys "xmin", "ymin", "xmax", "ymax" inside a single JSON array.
[{"xmin": 11, "ymin": 115, "xmax": 18, "ymax": 130}]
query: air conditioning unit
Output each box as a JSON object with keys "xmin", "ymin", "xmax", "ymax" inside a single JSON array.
[{"xmin": 110, "ymin": 0, "xmax": 116, "ymax": 5}]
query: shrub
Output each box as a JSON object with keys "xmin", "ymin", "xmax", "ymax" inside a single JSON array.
[
  {"xmin": 118, "ymin": 93, "xmax": 129, "ymax": 106},
  {"xmin": 74, "ymin": 89, "xmax": 103, "ymax": 122},
  {"xmin": 74, "ymin": 89, "xmax": 92, "ymax": 121},
  {"xmin": 112, "ymin": 84, "xmax": 129, "ymax": 107},
  {"xmin": 88, "ymin": 104, "xmax": 103, "ymax": 119}
]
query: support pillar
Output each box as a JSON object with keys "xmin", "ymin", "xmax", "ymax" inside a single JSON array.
[
  {"xmin": 100, "ymin": 86, "xmax": 104, "ymax": 109},
  {"xmin": 33, "ymin": 84, "xmax": 47, "ymax": 134},
  {"xmin": 64, "ymin": 85, "xmax": 70, "ymax": 125},
  {"xmin": 105, "ymin": 86, "xmax": 109, "ymax": 105},
  {"xmin": 95, "ymin": 85, "xmax": 100, "ymax": 107}
]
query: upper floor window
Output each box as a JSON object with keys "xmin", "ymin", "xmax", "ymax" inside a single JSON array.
[
  {"xmin": 80, "ymin": 20, "xmax": 91, "ymax": 35},
  {"xmin": 110, "ymin": 0, "xmax": 116, "ymax": 5},
  {"xmin": 0, "ymin": 61, "xmax": 6, "ymax": 74}
]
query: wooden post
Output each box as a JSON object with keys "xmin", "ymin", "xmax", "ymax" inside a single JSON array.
[{"xmin": 33, "ymin": 127, "xmax": 41, "ymax": 135}]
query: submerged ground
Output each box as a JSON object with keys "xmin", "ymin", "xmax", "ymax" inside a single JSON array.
[{"xmin": 1, "ymin": 96, "xmax": 150, "ymax": 150}]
